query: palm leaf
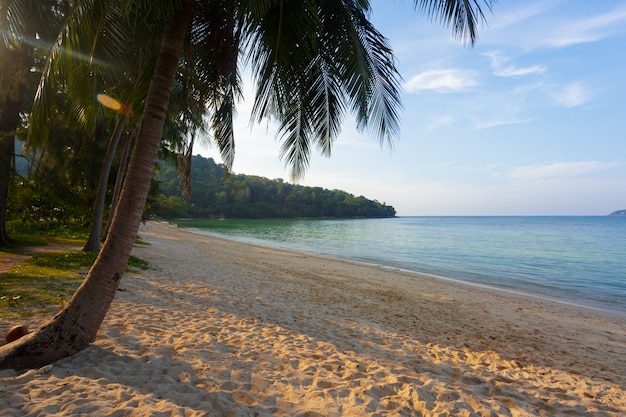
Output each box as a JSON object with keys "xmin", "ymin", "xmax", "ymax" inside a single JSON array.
[
  {"xmin": 413, "ymin": 0, "xmax": 495, "ymax": 44},
  {"xmin": 247, "ymin": 0, "xmax": 402, "ymax": 180}
]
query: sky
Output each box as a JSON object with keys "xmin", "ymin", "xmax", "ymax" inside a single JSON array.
[{"xmin": 196, "ymin": 0, "xmax": 626, "ymax": 216}]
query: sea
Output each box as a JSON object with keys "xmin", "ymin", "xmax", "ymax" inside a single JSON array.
[{"xmin": 176, "ymin": 216, "xmax": 626, "ymax": 316}]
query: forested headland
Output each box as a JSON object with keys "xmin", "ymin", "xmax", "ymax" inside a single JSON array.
[{"xmin": 151, "ymin": 155, "xmax": 396, "ymax": 219}]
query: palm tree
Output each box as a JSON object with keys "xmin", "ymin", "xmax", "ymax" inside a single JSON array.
[{"xmin": 0, "ymin": 0, "xmax": 493, "ymax": 370}]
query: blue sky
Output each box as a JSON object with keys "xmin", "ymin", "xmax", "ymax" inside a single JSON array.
[{"xmin": 197, "ymin": 0, "xmax": 626, "ymax": 216}]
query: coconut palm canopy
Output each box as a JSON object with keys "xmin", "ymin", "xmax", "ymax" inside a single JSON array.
[{"xmin": 171, "ymin": 0, "xmax": 492, "ymax": 181}]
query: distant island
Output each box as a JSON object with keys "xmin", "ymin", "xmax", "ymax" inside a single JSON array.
[
  {"xmin": 150, "ymin": 154, "xmax": 396, "ymax": 219},
  {"xmin": 609, "ymin": 209, "xmax": 626, "ymax": 216}
]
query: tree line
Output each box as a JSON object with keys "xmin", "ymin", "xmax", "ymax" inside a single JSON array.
[{"xmin": 151, "ymin": 155, "xmax": 396, "ymax": 219}]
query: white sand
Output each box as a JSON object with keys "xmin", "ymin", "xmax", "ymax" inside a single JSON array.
[{"xmin": 1, "ymin": 221, "xmax": 625, "ymax": 416}]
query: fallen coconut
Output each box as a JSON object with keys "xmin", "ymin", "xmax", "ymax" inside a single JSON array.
[{"xmin": 5, "ymin": 325, "xmax": 29, "ymax": 343}]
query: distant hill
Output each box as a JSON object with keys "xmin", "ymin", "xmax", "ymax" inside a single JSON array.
[
  {"xmin": 151, "ymin": 154, "xmax": 396, "ymax": 219},
  {"xmin": 609, "ymin": 209, "xmax": 626, "ymax": 216}
]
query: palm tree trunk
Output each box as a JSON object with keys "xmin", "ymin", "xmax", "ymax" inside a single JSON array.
[
  {"xmin": 83, "ymin": 113, "xmax": 129, "ymax": 252},
  {"xmin": 0, "ymin": 41, "xmax": 34, "ymax": 246},
  {"xmin": 103, "ymin": 129, "xmax": 133, "ymax": 240},
  {"xmin": 0, "ymin": 0, "xmax": 194, "ymax": 371},
  {"xmin": 0, "ymin": 136, "xmax": 14, "ymax": 246}
]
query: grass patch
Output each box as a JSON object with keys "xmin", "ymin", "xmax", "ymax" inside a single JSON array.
[
  {"xmin": 0, "ymin": 231, "xmax": 85, "ymax": 256},
  {"xmin": 1, "ymin": 224, "xmax": 152, "ymax": 321},
  {"xmin": 27, "ymin": 251, "xmax": 99, "ymax": 272},
  {"xmin": 134, "ymin": 234, "xmax": 150, "ymax": 246},
  {"xmin": 1, "ymin": 248, "xmax": 151, "ymax": 321},
  {"xmin": 0, "ymin": 234, "xmax": 49, "ymax": 254},
  {"xmin": 128, "ymin": 255, "xmax": 151, "ymax": 271},
  {"xmin": 0, "ymin": 251, "xmax": 94, "ymax": 320},
  {"xmin": 4, "ymin": 233, "xmax": 49, "ymax": 248},
  {"xmin": 28, "ymin": 225, "xmax": 90, "ymax": 242}
]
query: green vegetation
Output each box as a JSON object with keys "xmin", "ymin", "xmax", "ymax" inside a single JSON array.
[
  {"xmin": 0, "ymin": 251, "xmax": 93, "ymax": 320},
  {"xmin": 0, "ymin": 236, "xmax": 150, "ymax": 320},
  {"xmin": 0, "ymin": 232, "xmax": 48, "ymax": 249},
  {"xmin": 151, "ymin": 155, "xmax": 396, "ymax": 219},
  {"xmin": 127, "ymin": 255, "xmax": 151, "ymax": 271},
  {"xmin": 0, "ymin": 224, "xmax": 88, "ymax": 256},
  {"xmin": 6, "ymin": 221, "xmax": 90, "ymax": 245},
  {"xmin": 8, "ymin": 147, "xmax": 395, "ymax": 236}
]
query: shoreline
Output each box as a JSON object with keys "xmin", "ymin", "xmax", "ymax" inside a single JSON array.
[
  {"xmin": 1, "ymin": 220, "xmax": 625, "ymax": 416},
  {"xmin": 185, "ymin": 224, "xmax": 626, "ymax": 318}
]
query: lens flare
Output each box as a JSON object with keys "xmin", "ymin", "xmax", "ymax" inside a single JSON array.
[{"xmin": 97, "ymin": 94, "xmax": 123, "ymax": 111}]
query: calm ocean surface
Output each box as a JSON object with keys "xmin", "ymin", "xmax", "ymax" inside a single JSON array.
[{"xmin": 177, "ymin": 217, "xmax": 626, "ymax": 315}]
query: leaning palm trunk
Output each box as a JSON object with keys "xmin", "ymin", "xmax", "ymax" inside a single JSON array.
[
  {"xmin": 0, "ymin": 1, "xmax": 194, "ymax": 371},
  {"xmin": 83, "ymin": 113, "xmax": 129, "ymax": 252}
]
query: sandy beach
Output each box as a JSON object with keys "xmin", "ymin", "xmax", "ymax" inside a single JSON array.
[{"xmin": 1, "ymin": 221, "xmax": 625, "ymax": 416}]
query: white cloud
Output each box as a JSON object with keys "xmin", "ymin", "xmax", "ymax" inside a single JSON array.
[
  {"xmin": 496, "ymin": 65, "xmax": 546, "ymax": 77},
  {"xmin": 510, "ymin": 161, "xmax": 620, "ymax": 180},
  {"xmin": 483, "ymin": 51, "xmax": 546, "ymax": 77},
  {"xmin": 486, "ymin": 3, "xmax": 552, "ymax": 31},
  {"xmin": 545, "ymin": 7, "xmax": 626, "ymax": 48},
  {"xmin": 473, "ymin": 117, "xmax": 534, "ymax": 130},
  {"xmin": 551, "ymin": 82, "xmax": 590, "ymax": 107},
  {"xmin": 403, "ymin": 69, "xmax": 478, "ymax": 93},
  {"xmin": 481, "ymin": 3, "xmax": 626, "ymax": 51}
]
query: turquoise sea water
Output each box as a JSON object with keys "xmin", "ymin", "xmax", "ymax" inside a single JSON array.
[{"xmin": 178, "ymin": 217, "xmax": 626, "ymax": 315}]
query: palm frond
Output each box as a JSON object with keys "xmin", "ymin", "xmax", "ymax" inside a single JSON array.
[
  {"xmin": 413, "ymin": 0, "xmax": 495, "ymax": 44},
  {"xmin": 186, "ymin": 0, "xmax": 245, "ymax": 171},
  {"xmin": 351, "ymin": 6, "xmax": 403, "ymax": 143},
  {"xmin": 0, "ymin": 0, "xmax": 27, "ymax": 48},
  {"xmin": 29, "ymin": 0, "xmax": 166, "ymax": 145},
  {"xmin": 246, "ymin": 0, "xmax": 402, "ymax": 180},
  {"xmin": 278, "ymin": 99, "xmax": 312, "ymax": 181}
]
